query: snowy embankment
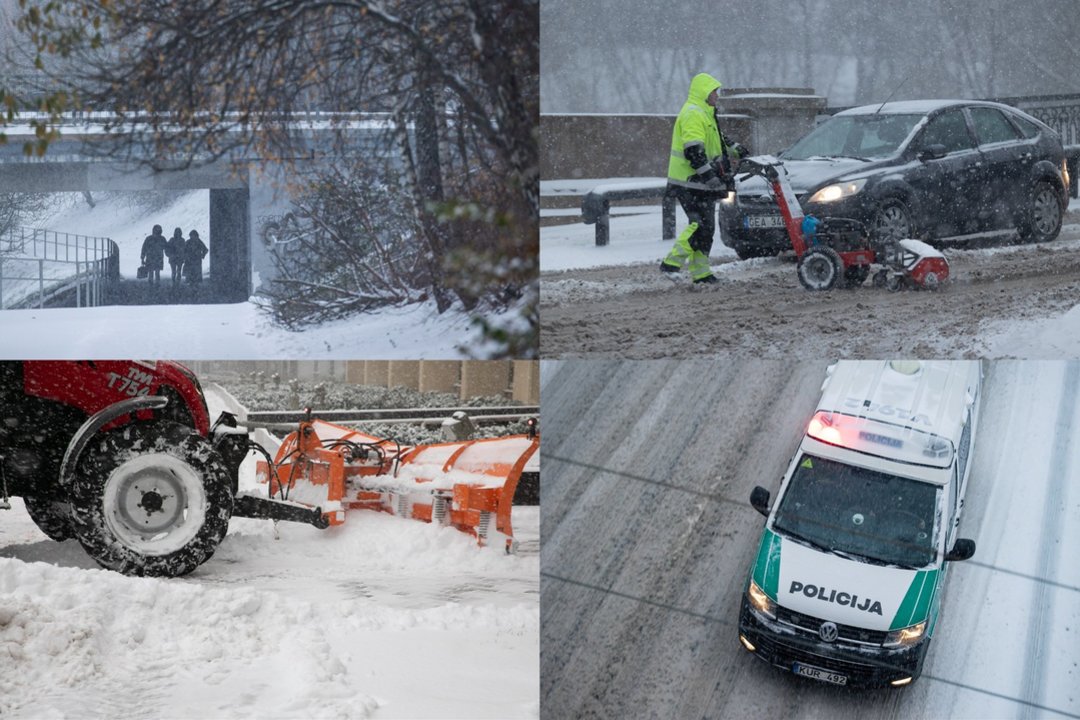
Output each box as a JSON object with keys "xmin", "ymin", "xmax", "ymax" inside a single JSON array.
[
  {"xmin": 0, "ymin": 387, "xmax": 539, "ymax": 719},
  {"xmin": 1, "ymin": 191, "xmax": 517, "ymax": 358}
]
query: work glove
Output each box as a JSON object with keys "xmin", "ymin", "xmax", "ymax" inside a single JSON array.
[
  {"xmin": 729, "ymin": 142, "xmax": 749, "ymax": 159},
  {"xmin": 698, "ymin": 165, "xmax": 723, "ymax": 189}
]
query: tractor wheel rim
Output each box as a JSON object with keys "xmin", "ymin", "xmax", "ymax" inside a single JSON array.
[
  {"xmin": 103, "ymin": 454, "xmax": 207, "ymax": 556},
  {"xmin": 1033, "ymin": 188, "xmax": 1060, "ymax": 234},
  {"xmin": 806, "ymin": 257, "xmax": 833, "ymax": 286}
]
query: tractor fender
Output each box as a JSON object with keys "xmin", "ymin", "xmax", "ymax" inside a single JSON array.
[{"xmin": 59, "ymin": 396, "xmax": 168, "ymax": 490}]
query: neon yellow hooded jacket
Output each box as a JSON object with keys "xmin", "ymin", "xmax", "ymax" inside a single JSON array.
[{"xmin": 668, "ymin": 73, "xmax": 727, "ymax": 189}]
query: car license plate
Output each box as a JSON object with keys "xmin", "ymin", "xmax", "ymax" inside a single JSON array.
[
  {"xmin": 793, "ymin": 662, "xmax": 848, "ymax": 685},
  {"xmin": 744, "ymin": 215, "xmax": 785, "ymax": 229}
]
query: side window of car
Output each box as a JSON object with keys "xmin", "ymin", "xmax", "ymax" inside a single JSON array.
[
  {"xmin": 969, "ymin": 107, "xmax": 1020, "ymax": 145},
  {"xmin": 918, "ymin": 110, "xmax": 975, "ymax": 154},
  {"xmin": 1009, "ymin": 113, "xmax": 1042, "ymax": 139}
]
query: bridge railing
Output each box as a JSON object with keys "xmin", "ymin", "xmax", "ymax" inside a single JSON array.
[{"xmin": 0, "ymin": 227, "xmax": 119, "ymax": 309}]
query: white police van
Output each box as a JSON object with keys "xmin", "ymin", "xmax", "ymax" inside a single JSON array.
[{"xmin": 738, "ymin": 360, "xmax": 981, "ymax": 688}]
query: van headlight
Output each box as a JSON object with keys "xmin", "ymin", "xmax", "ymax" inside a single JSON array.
[
  {"xmin": 883, "ymin": 620, "xmax": 926, "ymax": 648},
  {"xmin": 807, "ymin": 178, "xmax": 868, "ymax": 204},
  {"xmin": 746, "ymin": 578, "xmax": 776, "ymax": 620}
]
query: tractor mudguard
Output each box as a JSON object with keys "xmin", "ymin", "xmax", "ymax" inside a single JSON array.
[{"xmin": 59, "ymin": 395, "xmax": 168, "ymax": 489}]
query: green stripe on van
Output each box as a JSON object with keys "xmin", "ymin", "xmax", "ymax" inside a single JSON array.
[
  {"xmin": 752, "ymin": 528, "xmax": 782, "ymax": 598},
  {"xmin": 889, "ymin": 569, "xmax": 940, "ymax": 630}
]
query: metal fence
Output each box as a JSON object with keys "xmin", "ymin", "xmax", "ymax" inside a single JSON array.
[{"xmin": 0, "ymin": 227, "xmax": 119, "ymax": 309}]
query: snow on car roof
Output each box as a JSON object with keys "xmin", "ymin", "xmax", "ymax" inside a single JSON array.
[{"xmin": 837, "ymin": 99, "xmax": 1000, "ymax": 116}]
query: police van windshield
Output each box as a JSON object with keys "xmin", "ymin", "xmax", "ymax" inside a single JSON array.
[
  {"xmin": 783, "ymin": 114, "xmax": 923, "ymax": 160},
  {"xmin": 772, "ymin": 454, "xmax": 938, "ymax": 568}
]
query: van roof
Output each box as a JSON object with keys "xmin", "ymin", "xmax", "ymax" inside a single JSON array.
[{"xmin": 816, "ymin": 360, "xmax": 979, "ymax": 451}]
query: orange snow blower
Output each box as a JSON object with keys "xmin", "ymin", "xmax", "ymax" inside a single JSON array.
[{"xmin": 253, "ymin": 416, "xmax": 539, "ymax": 553}]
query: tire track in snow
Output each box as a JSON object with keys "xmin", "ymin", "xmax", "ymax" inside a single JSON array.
[{"xmin": 1019, "ymin": 361, "xmax": 1078, "ymax": 719}]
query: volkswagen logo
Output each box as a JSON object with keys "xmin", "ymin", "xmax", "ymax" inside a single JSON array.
[{"xmin": 819, "ymin": 621, "xmax": 839, "ymax": 642}]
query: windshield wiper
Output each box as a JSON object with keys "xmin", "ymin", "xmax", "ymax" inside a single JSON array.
[{"xmin": 775, "ymin": 525, "xmax": 835, "ymax": 555}]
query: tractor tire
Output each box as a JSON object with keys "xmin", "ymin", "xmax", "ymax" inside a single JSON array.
[
  {"xmin": 70, "ymin": 421, "xmax": 233, "ymax": 577},
  {"xmin": 1016, "ymin": 180, "xmax": 1063, "ymax": 244},
  {"xmin": 844, "ymin": 265, "xmax": 871, "ymax": 287},
  {"xmin": 797, "ymin": 247, "xmax": 843, "ymax": 291},
  {"xmin": 23, "ymin": 494, "xmax": 76, "ymax": 542}
]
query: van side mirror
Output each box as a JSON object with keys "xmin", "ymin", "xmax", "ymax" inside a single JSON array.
[
  {"xmin": 945, "ymin": 538, "xmax": 975, "ymax": 561},
  {"xmin": 918, "ymin": 144, "xmax": 947, "ymax": 161},
  {"xmin": 750, "ymin": 486, "xmax": 771, "ymax": 517}
]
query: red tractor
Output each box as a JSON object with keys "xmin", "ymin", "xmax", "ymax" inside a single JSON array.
[
  {"xmin": 0, "ymin": 361, "xmax": 537, "ymax": 577},
  {"xmin": 736, "ymin": 156, "xmax": 949, "ymax": 291}
]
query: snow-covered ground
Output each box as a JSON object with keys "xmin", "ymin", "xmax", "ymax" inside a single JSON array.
[
  {"xmin": 0, "ymin": 192, "xmax": 521, "ymax": 358},
  {"xmin": 0, "ymin": 384, "xmax": 539, "ymax": 719},
  {"xmin": 0, "ymin": 296, "xmax": 492, "ymax": 359}
]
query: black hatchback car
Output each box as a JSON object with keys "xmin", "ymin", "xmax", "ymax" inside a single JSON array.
[{"xmin": 719, "ymin": 99, "xmax": 1069, "ymax": 259}]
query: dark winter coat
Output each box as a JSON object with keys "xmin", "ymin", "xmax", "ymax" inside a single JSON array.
[
  {"xmin": 141, "ymin": 233, "xmax": 168, "ymax": 271},
  {"xmin": 165, "ymin": 235, "xmax": 185, "ymax": 266},
  {"xmin": 183, "ymin": 236, "xmax": 208, "ymax": 281}
]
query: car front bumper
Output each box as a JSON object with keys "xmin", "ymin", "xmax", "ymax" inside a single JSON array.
[
  {"xmin": 737, "ymin": 598, "xmax": 929, "ymax": 688},
  {"xmin": 720, "ymin": 193, "xmax": 877, "ymax": 253}
]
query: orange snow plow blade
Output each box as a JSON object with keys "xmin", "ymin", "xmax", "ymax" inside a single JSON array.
[{"xmin": 254, "ymin": 419, "xmax": 539, "ymax": 552}]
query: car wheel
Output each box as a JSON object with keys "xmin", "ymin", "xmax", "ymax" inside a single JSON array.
[
  {"xmin": 70, "ymin": 421, "xmax": 233, "ymax": 577},
  {"xmin": 872, "ymin": 198, "xmax": 913, "ymax": 244},
  {"xmin": 843, "ymin": 265, "xmax": 871, "ymax": 287},
  {"xmin": 797, "ymin": 247, "xmax": 843, "ymax": 291},
  {"xmin": 1017, "ymin": 180, "xmax": 1063, "ymax": 243}
]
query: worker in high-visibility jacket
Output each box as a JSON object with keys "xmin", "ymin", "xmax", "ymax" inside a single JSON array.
[{"xmin": 661, "ymin": 73, "xmax": 746, "ymax": 284}]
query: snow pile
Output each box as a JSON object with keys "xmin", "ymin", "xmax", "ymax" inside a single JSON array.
[
  {"xmin": 0, "ymin": 504, "xmax": 539, "ymax": 719},
  {"xmin": 0, "ymin": 558, "xmax": 374, "ymax": 719}
]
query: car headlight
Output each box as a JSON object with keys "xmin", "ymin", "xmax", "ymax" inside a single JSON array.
[
  {"xmin": 883, "ymin": 620, "xmax": 927, "ymax": 648},
  {"xmin": 746, "ymin": 578, "xmax": 776, "ymax": 620},
  {"xmin": 1063, "ymin": 159, "xmax": 1071, "ymax": 191},
  {"xmin": 807, "ymin": 178, "xmax": 868, "ymax": 204}
]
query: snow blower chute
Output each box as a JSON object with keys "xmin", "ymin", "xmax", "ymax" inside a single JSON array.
[{"xmin": 254, "ymin": 417, "xmax": 539, "ymax": 553}]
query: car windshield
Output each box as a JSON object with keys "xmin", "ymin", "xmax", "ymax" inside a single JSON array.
[
  {"xmin": 783, "ymin": 114, "xmax": 924, "ymax": 160},
  {"xmin": 772, "ymin": 453, "xmax": 939, "ymax": 568}
]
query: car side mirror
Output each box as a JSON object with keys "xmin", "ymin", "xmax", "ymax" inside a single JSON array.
[
  {"xmin": 945, "ymin": 538, "xmax": 975, "ymax": 561},
  {"xmin": 918, "ymin": 144, "xmax": 947, "ymax": 161},
  {"xmin": 750, "ymin": 486, "xmax": 771, "ymax": 517}
]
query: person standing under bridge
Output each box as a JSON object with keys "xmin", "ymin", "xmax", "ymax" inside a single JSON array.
[
  {"xmin": 183, "ymin": 229, "xmax": 208, "ymax": 284},
  {"xmin": 661, "ymin": 73, "xmax": 745, "ymax": 285},
  {"xmin": 140, "ymin": 224, "xmax": 167, "ymax": 287},
  {"xmin": 165, "ymin": 227, "xmax": 185, "ymax": 289}
]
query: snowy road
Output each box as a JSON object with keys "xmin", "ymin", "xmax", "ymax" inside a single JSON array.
[
  {"xmin": 540, "ymin": 215, "xmax": 1080, "ymax": 358},
  {"xmin": 0, "ymin": 385, "xmax": 540, "ymax": 719},
  {"xmin": 540, "ymin": 360, "xmax": 1079, "ymax": 719}
]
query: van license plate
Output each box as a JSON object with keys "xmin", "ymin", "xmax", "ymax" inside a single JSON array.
[
  {"xmin": 793, "ymin": 662, "xmax": 848, "ymax": 685},
  {"xmin": 745, "ymin": 215, "xmax": 785, "ymax": 229}
]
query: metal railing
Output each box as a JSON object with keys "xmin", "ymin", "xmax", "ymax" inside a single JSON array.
[{"xmin": 0, "ymin": 227, "xmax": 119, "ymax": 309}]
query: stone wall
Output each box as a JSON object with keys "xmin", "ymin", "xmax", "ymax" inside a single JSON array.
[{"xmin": 541, "ymin": 89, "xmax": 825, "ymax": 181}]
